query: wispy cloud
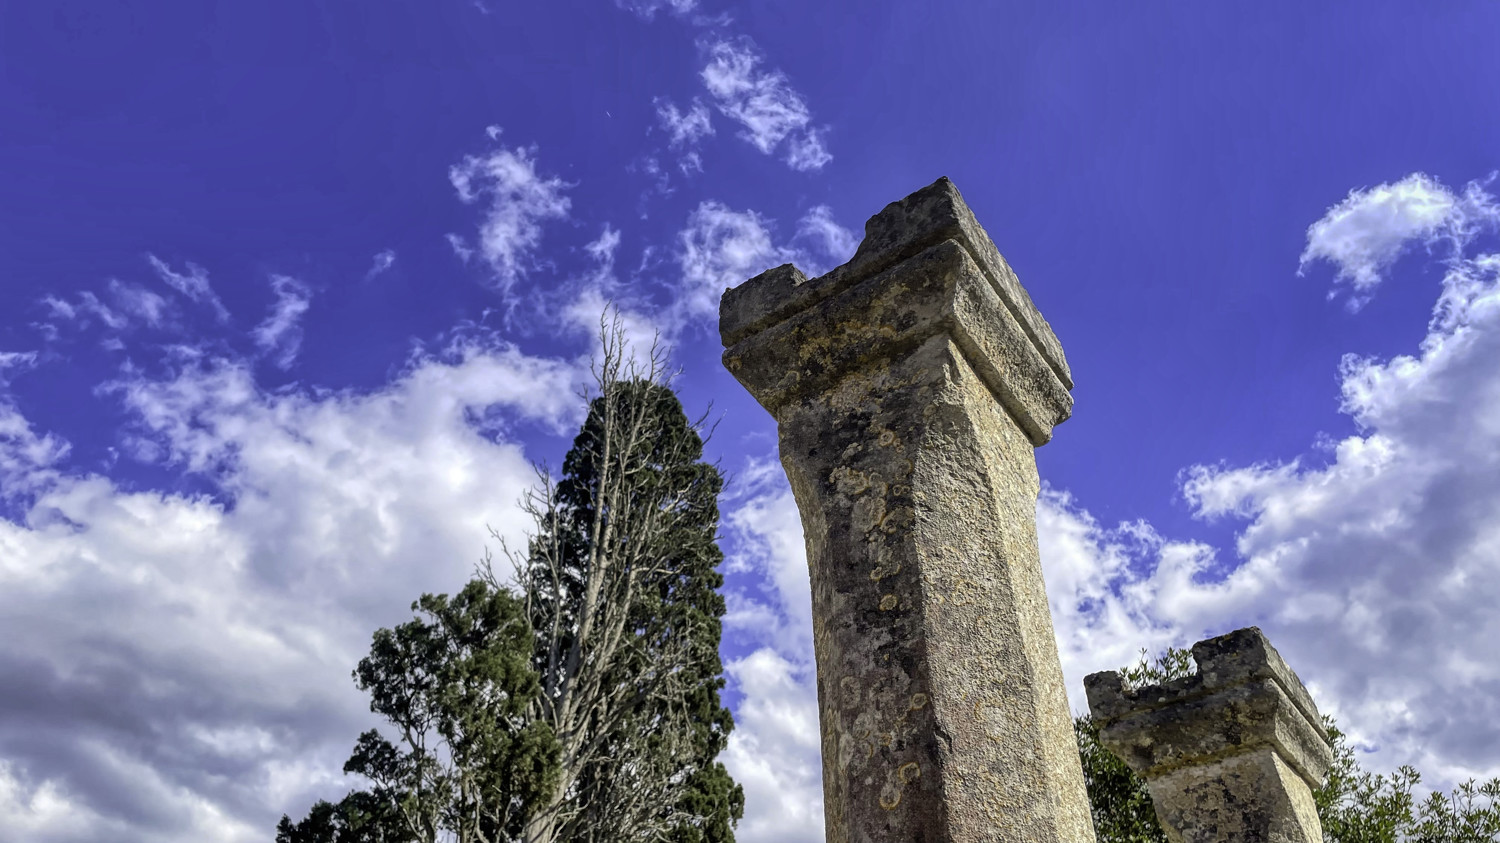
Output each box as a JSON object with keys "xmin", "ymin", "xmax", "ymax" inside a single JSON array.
[
  {"xmin": 654, "ymin": 98, "xmax": 715, "ymax": 177},
  {"xmin": 794, "ymin": 204, "xmax": 857, "ymax": 268},
  {"xmin": 672, "ymin": 200, "xmax": 855, "ymax": 324},
  {"xmin": 699, "ymin": 40, "xmax": 831, "ymax": 172},
  {"xmin": 615, "ymin": 0, "xmax": 696, "ymax": 20},
  {"xmin": 107, "ymin": 279, "xmax": 170, "ymax": 329},
  {"xmin": 38, "ymin": 287, "xmax": 151, "ymax": 340},
  {"xmin": 1300, "ymin": 172, "xmax": 1499, "ymax": 308},
  {"xmin": 448, "ymin": 127, "xmax": 572, "ymax": 291},
  {"xmin": 657, "ymin": 98, "xmax": 715, "ymax": 148},
  {"xmin": 252, "ymin": 275, "xmax": 311, "ymax": 369},
  {"xmin": 366, "ymin": 249, "xmax": 397, "ymax": 280},
  {"xmin": 147, "ymin": 255, "xmax": 230, "ymax": 322}
]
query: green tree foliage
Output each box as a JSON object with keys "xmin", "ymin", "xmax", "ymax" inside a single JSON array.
[
  {"xmin": 1077, "ymin": 648, "xmax": 1500, "ymax": 843},
  {"xmin": 504, "ymin": 328, "xmax": 742, "ymax": 843},
  {"xmin": 281, "ymin": 318, "xmax": 741, "ymax": 843},
  {"xmin": 277, "ymin": 578, "xmax": 559, "ymax": 843}
]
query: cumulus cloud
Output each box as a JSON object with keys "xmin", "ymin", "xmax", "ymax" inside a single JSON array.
[
  {"xmin": 719, "ymin": 462, "xmax": 822, "ymax": 843},
  {"xmin": 448, "ymin": 129, "xmax": 572, "ymax": 290},
  {"xmin": 1299, "ymin": 172, "xmax": 1499, "ymax": 307},
  {"xmin": 699, "ymin": 40, "xmax": 831, "ymax": 172},
  {"xmin": 1175, "ymin": 238, "xmax": 1500, "ymax": 783},
  {"xmin": 0, "ymin": 330, "xmax": 587, "ymax": 842},
  {"xmin": 251, "ymin": 275, "xmax": 311, "ymax": 370},
  {"xmin": 147, "ymin": 255, "xmax": 230, "ymax": 322},
  {"xmin": 721, "ymin": 649, "xmax": 823, "ymax": 843}
]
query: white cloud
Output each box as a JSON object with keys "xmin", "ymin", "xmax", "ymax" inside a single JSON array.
[
  {"xmin": 445, "ymin": 232, "xmax": 475, "ymax": 264},
  {"xmin": 615, "ymin": 0, "xmax": 695, "ymax": 20},
  {"xmin": 719, "ymin": 462, "xmax": 822, "ymax": 843},
  {"xmin": 675, "ymin": 202, "xmax": 794, "ymax": 325},
  {"xmin": 1299, "ymin": 172, "xmax": 1499, "ymax": 306},
  {"xmin": 783, "ymin": 127, "xmax": 832, "ymax": 173},
  {"xmin": 147, "ymin": 255, "xmax": 230, "ymax": 322},
  {"xmin": 0, "ymin": 400, "xmax": 69, "ymax": 502},
  {"xmin": 584, "ymin": 225, "xmax": 621, "ymax": 270},
  {"xmin": 654, "ymin": 98, "xmax": 716, "ymax": 177},
  {"xmin": 721, "ymin": 649, "xmax": 823, "ymax": 843},
  {"xmin": 794, "ymin": 204, "xmax": 857, "ymax": 269},
  {"xmin": 0, "ymin": 331, "xmax": 588, "ymax": 842},
  {"xmin": 672, "ymin": 201, "xmax": 856, "ymax": 326},
  {"xmin": 107, "ymin": 280, "xmax": 170, "ymax": 329},
  {"xmin": 559, "ymin": 227, "xmax": 672, "ymax": 366},
  {"xmin": 365, "ymin": 249, "xmax": 397, "ymax": 280},
  {"xmin": 1179, "ymin": 234, "xmax": 1500, "ymax": 784},
  {"xmin": 0, "ymin": 351, "xmax": 38, "ymax": 380},
  {"xmin": 699, "ymin": 40, "xmax": 831, "ymax": 172},
  {"xmin": 448, "ymin": 130, "xmax": 572, "ymax": 290},
  {"xmin": 656, "ymin": 98, "xmax": 715, "ymax": 149},
  {"xmin": 251, "ymin": 275, "xmax": 311, "ymax": 370}
]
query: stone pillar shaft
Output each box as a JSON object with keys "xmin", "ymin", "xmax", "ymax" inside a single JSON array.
[
  {"xmin": 720, "ymin": 178, "xmax": 1094, "ymax": 843},
  {"xmin": 1085, "ymin": 627, "xmax": 1335, "ymax": 843}
]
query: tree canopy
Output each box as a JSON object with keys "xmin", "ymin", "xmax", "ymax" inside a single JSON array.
[{"xmin": 280, "ymin": 319, "xmax": 742, "ymax": 843}]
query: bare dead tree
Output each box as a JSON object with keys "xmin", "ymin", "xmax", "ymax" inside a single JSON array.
[{"xmin": 483, "ymin": 311, "xmax": 739, "ymax": 843}]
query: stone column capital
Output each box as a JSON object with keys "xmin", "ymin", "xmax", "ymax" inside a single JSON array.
[
  {"xmin": 720, "ymin": 177, "xmax": 1074, "ymax": 446},
  {"xmin": 1084, "ymin": 627, "xmax": 1333, "ymax": 790},
  {"xmin": 1086, "ymin": 628, "xmax": 1335, "ymax": 843}
]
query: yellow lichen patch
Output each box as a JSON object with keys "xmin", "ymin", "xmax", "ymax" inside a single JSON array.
[
  {"xmin": 869, "ymin": 561, "xmax": 902, "ymax": 582},
  {"xmin": 909, "ymin": 693, "xmax": 929, "ymax": 710},
  {"xmin": 829, "ymin": 465, "xmax": 871, "ymax": 496},
  {"xmin": 898, "ymin": 762, "xmax": 921, "ymax": 784},
  {"xmin": 879, "ymin": 594, "xmax": 899, "ymax": 611},
  {"xmin": 840, "ymin": 675, "xmax": 861, "ymax": 706}
]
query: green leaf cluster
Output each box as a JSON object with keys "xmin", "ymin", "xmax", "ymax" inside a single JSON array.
[
  {"xmin": 278, "ymin": 582, "xmax": 559, "ymax": 843},
  {"xmin": 280, "ymin": 356, "xmax": 742, "ymax": 843}
]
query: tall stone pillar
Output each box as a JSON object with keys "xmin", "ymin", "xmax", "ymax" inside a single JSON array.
[
  {"xmin": 719, "ymin": 178, "xmax": 1094, "ymax": 843},
  {"xmin": 1084, "ymin": 628, "xmax": 1335, "ymax": 843}
]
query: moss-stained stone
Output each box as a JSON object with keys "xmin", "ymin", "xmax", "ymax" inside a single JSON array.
[
  {"xmin": 1084, "ymin": 628, "xmax": 1335, "ymax": 843},
  {"xmin": 719, "ymin": 177, "xmax": 1094, "ymax": 843}
]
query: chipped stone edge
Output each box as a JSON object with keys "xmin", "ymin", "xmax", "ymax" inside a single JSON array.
[
  {"xmin": 721, "ymin": 239, "xmax": 1073, "ymax": 445},
  {"xmin": 1084, "ymin": 628, "xmax": 1333, "ymax": 790},
  {"xmin": 718, "ymin": 177, "xmax": 1073, "ymax": 391}
]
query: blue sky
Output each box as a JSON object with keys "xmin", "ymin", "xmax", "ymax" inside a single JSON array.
[{"xmin": 3, "ymin": 1, "xmax": 1500, "ymax": 840}]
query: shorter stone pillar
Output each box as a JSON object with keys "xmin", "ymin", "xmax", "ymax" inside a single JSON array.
[{"xmin": 1084, "ymin": 628, "xmax": 1334, "ymax": 843}]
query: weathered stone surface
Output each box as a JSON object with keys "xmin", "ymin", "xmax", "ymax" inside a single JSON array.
[
  {"xmin": 719, "ymin": 177, "xmax": 1092, "ymax": 843},
  {"xmin": 1085, "ymin": 627, "xmax": 1334, "ymax": 843}
]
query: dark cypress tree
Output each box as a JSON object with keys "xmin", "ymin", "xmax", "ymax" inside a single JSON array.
[{"xmin": 512, "ymin": 360, "xmax": 742, "ymax": 842}]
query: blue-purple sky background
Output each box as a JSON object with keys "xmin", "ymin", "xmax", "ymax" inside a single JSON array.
[{"xmin": 3, "ymin": 2, "xmax": 1500, "ymax": 840}]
